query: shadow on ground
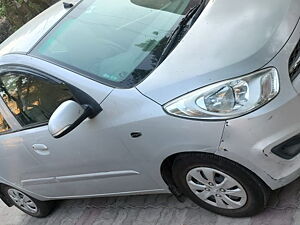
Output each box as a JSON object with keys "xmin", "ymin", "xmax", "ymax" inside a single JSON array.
[{"xmin": 1, "ymin": 178, "xmax": 300, "ymax": 225}]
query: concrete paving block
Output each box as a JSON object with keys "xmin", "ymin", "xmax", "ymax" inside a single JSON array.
[{"xmin": 1, "ymin": 177, "xmax": 300, "ymax": 225}]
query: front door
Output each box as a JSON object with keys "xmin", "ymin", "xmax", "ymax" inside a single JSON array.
[{"xmin": 0, "ymin": 65, "xmax": 154, "ymax": 198}]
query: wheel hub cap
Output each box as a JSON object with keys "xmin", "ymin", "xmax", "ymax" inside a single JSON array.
[
  {"xmin": 186, "ymin": 167, "xmax": 247, "ymax": 209},
  {"xmin": 8, "ymin": 189, "xmax": 38, "ymax": 213}
]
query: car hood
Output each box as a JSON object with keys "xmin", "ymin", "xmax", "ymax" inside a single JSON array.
[{"xmin": 137, "ymin": 0, "xmax": 300, "ymax": 105}]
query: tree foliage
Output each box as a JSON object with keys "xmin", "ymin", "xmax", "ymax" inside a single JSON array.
[{"xmin": 0, "ymin": 0, "xmax": 57, "ymax": 29}]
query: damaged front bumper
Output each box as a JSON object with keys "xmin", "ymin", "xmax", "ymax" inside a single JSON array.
[{"xmin": 217, "ymin": 20, "xmax": 300, "ymax": 190}]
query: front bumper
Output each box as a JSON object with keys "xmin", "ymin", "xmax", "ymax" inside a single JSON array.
[{"xmin": 218, "ymin": 19, "xmax": 300, "ymax": 190}]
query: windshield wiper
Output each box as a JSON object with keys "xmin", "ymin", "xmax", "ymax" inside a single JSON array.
[{"xmin": 157, "ymin": 0, "xmax": 209, "ymax": 66}]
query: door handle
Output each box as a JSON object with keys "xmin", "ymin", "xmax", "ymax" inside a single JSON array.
[
  {"xmin": 32, "ymin": 144, "xmax": 49, "ymax": 155},
  {"xmin": 32, "ymin": 144, "xmax": 48, "ymax": 151}
]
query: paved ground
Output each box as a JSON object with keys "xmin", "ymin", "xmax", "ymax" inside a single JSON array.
[{"xmin": 1, "ymin": 178, "xmax": 300, "ymax": 225}]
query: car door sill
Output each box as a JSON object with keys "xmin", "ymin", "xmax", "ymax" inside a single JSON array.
[{"xmin": 47, "ymin": 189, "xmax": 168, "ymax": 200}]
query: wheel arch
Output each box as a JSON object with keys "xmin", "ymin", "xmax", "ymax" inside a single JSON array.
[
  {"xmin": 160, "ymin": 152, "xmax": 213, "ymax": 199},
  {"xmin": 160, "ymin": 151, "xmax": 272, "ymax": 197}
]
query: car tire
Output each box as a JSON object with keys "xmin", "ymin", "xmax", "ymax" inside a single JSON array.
[
  {"xmin": 172, "ymin": 153, "xmax": 271, "ymax": 217},
  {"xmin": 1, "ymin": 186, "xmax": 55, "ymax": 218}
]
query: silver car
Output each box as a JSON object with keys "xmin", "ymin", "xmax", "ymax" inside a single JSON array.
[{"xmin": 0, "ymin": 0, "xmax": 299, "ymax": 218}]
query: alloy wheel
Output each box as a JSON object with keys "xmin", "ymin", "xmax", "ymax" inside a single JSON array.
[
  {"xmin": 7, "ymin": 189, "xmax": 38, "ymax": 214},
  {"xmin": 186, "ymin": 167, "xmax": 247, "ymax": 209}
]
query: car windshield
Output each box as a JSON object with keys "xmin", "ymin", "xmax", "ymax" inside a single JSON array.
[{"xmin": 31, "ymin": 0, "xmax": 198, "ymax": 88}]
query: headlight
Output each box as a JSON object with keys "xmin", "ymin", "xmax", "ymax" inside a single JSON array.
[{"xmin": 164, "ymin": 68, "xmax": 279, "ymax": 120}]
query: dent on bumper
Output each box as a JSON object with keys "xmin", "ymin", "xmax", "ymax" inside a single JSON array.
[{"xmin": 217, "ymin": 94, "xmax": 300, "ymax": 190}]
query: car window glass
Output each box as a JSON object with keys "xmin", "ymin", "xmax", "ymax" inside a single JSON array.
[
  {"xmin": 0, "ymin": 112, "xmax": 10, "ymax": 133},
  {"xmin": 0, "ymin": 71, "xmax": 73, "ymax": 127}
]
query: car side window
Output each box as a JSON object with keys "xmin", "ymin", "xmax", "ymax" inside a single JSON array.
[
  {"xmin": 0, "ymin": 71, "xmax": 73, "ymax": 127},
  {"xmin": 0, "ymin": 112, "xmax": 10, "ymax": 133}
]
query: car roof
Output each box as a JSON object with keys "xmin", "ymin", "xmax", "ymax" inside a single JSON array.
[{"xmin": 0, "ymin": 0, "xmax": 80, "ymax": 57}]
